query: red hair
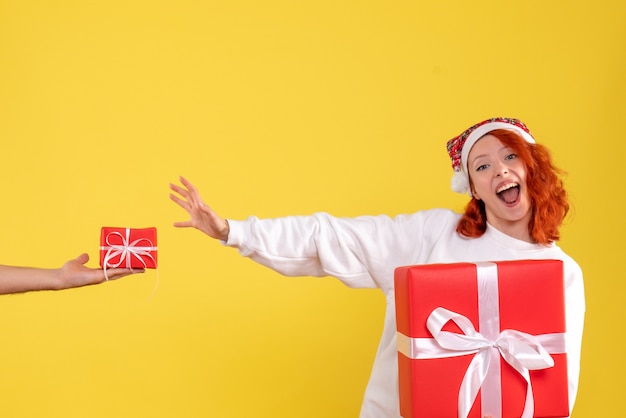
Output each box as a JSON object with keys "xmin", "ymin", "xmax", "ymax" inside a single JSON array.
[{"xmin": 456, "ymin": 129, "xmax": 569, "ymax": 244}]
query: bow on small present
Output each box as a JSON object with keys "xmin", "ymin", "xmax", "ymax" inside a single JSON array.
[
  {"xmin": 396, "ymin": 262, "xmax": 567, "ymax": 418},
  {"xmin": 100, "ymin": 228, "xmax": 157, "ymax": 281}
]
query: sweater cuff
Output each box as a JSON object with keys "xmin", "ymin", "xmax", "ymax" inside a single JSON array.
[{"xmin": 221, "ymin": 219, "xmax": 244, "ymax": 247}]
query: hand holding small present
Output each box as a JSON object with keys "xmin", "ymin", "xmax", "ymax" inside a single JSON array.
[
  {"xmin": 169, "ymin": 176, "xmax": 230, "ymax": 241},
  {"xmin": 61, "ymin": 253, "xmax": 144, "ymax": 287},
  {"xmin": 0, "ymin": 253, "xmax": 143, "ymax": 295}
]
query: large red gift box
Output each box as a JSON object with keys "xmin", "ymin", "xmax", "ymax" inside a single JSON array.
[
  {"xmin": 394, "ymin": 260, "xmax": 569, "ymax": 418},
  {"xmin": 99, "ymin": 227, "xmax": 158, "ymax": 270}
]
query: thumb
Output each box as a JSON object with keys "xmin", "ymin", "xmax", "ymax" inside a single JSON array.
[{"xmin": 73, "ymin": 253, "xmax": 90, "ymax": 265}]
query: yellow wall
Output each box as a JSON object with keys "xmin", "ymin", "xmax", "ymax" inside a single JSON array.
[{"xmin": 0, "ymin": 1, "xmax": 623, "ymax": 416}]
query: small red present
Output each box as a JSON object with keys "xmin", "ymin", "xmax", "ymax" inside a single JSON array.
[
  {"xmin": 100, "ymin": 227, "xmax": 158, "ymax": 274},
  {"xmin": 394, "ymin": 260, "xmax": 569, "ymax": 418}
]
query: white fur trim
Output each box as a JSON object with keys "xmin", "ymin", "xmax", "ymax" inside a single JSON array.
[
  {"xmin": 459, "ymin": 122, "xmax": 535, "ymax": 181},
  {"xmin": 453, "ymin": 122, "xmax": 535, "ymax": 196},
  {"xmin": 451, "ymin": 171, "xmax": 470, "ymax": 195}
]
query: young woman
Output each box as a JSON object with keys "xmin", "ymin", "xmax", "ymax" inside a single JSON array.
[{"xmin": 169, "ymin": 117, "xmax": 585, "ymax": 418}]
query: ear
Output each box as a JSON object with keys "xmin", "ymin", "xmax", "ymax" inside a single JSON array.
[{"xmin": 469, "ymin": 180, "xmax": 480, "ymax": 200}]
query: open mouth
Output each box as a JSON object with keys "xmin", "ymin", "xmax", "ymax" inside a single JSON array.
[{"xmin": 496, "ymin": 182, "xmax": 520, "ymax": 204}]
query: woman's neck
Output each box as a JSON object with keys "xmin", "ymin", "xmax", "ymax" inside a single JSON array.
[{"xmin": 487, "ymin": 218, "xmax": 534, "ymax": 243}]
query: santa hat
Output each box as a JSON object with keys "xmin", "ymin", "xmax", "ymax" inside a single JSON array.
[{"xmin": 446, "ymin": 117, "xmax": 536, "ymax": 196}]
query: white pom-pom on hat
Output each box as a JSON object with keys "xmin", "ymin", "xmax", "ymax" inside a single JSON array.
[{"xmin": 450, "ymin": 170, "xmax": 470, "ymax": 195}]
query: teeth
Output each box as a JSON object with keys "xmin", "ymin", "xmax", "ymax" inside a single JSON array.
[{"xmin": 496, "ymin": 182, "xmax": 518, "ymax": 194}]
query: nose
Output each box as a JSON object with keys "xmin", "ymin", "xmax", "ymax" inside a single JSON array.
[{"xmin": 494, "ymin": 162, "xmax": 508, "ymax": 177}]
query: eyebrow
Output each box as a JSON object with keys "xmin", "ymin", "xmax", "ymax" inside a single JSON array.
[{"xmin": 469, "ymin": 154, "xmax": 489, "ymax": 168}]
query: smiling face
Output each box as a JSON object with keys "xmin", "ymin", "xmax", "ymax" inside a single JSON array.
[{"xmin": 467, "ymin": 134, "xmax": 533, "ymax": 241}]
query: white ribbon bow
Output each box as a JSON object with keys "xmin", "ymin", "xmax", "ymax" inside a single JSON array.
[
  {"xmin": 427, "ymin": 307, "xmax": 559, "ymax": 418},
  {"xmin": 100, "ymin": 228, "xmax": 157, "ymax": 281}
]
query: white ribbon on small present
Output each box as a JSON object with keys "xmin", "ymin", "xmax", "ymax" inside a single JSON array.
[
  {"xmin": 396, "ymin": 262, "xmax": 566, "ymax": 418},
  {"xmin": 100, "ymin": 228, "xmax": 157, "ymax": 281}
]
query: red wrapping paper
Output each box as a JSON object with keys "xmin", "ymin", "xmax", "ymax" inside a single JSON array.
[
  {"xmin": 394, "ymin": 260, "xmax": 569, "ymax": 418},
  {"xmin": 99, "ymin": 227, "xmax": 158, "ymax": 269}
]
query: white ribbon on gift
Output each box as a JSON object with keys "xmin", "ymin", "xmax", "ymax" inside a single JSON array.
[
  {"xmin": 100, "ymin": 228, "xmax": 157, "ymax": 281},
  {"xmin": 396, "ymin": 262, "xmax": 566, "ymax": 418}
]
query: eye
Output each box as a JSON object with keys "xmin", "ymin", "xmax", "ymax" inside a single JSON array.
[
  {"xmin": 476, "ymin": 164, "xmax": 489, "ymax": 172},
  {"xmin": 505, "ymin": 153, "xmax": 517, "ymax": 160}
]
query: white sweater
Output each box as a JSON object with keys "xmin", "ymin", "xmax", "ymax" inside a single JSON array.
[{"xmin": 225, "ymin": 208, "xmax": 585, "ymax": 417}]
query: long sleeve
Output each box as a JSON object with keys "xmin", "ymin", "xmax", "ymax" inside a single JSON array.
[
  {"xmin": 224, "ymin": 211, "xmax": 432, "ymax": 290},
  {"xmin": 225, "ymin": 210, "xmax": 457, "ymax": 292}
]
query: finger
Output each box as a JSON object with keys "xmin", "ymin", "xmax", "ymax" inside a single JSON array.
[
  {"xmin": 74, "ymin": 253, "xmax": 90, "ymax": 265},
  {"xmin": 169, "ymin": 183, "xmax": 190, "ymax": 199},
  {"xmin": 178, "ymin": 189, "xmax": 205, "ymax": 210},
  {"xmin": 173, "ymin": 221, "xmax": 193, "ymax": 228},
  {"xmin": 178, "ymin": 178, "xmax": 203, "ymax": 206},
  {"xmin": 169, "ymin": 193, "xmax": 191, "ymax": 210},
  {"xmin": 179, "ymin": 176, "xmax": 197, "ymax": 193},
  {"xmin": 105, "ymin": 268, "xmax": 145, "ymax": 281},
  {"xmin": 182, "ymin": 178, "xmax": 207, "ymax": 204}
]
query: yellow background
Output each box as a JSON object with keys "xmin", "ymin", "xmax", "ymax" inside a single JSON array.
[{"xmin": 0, "ymin": 1, "xmax": 623, "ymax": 416}]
